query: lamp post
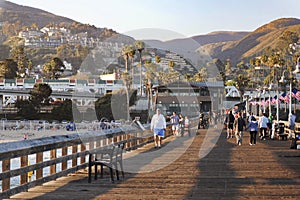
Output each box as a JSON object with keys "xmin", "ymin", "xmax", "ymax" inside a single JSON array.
[
  {"xmin": 268, "ymin": 83, "xmax": 274, "ymax": 119},
  {"xmin": 256, "ymin": 87, "xmax": 262, "ymax": 116},
  {"xmin": 262, "ymin": 87, "xmax": 267, "ymax": 114},
  {"xmin": 279, "ymin": 70, "xmax": 292, "ymax": 117},
  {"xmin": 277, "ymin": 86, "xmax": 279, "ymax": 122}
]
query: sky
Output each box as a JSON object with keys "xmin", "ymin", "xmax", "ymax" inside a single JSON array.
[{"xmin": 6, "ymin": 0, "xmax": 300, "ymax": 41}]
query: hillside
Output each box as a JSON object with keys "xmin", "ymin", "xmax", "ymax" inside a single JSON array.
[
  {"xmin": 0, "ymin": 1, "xmax": 75, "ymax": 27},
  {"xmin": 0, "ymin": 1, "xmax": 134, "ymax": 75},
  {"xmin": 0, "ymin": 1, "xmax": 134, "ymax": 40},
  {"xmin": 200, "ymin": 18, "xmax": 300, "ymax": 65},
  {"xmin": 191, "ymin": 31, "xmax": 249, "ymax": 46},
  {"xmin": 1, "ymin": 1, "xmax": 300, "ymax": 75}
]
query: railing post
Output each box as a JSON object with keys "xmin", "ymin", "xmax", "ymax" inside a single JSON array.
[
  {"xmin": 72, "ymin": 145, "xmax": 78, "ymax": 167},
  {"xmin": 61, "ymin": 147, "xmax": 68, "ymax": 171},
  {"xmin": 80, "ymin": 144, "xmax": 86, "ymax": 164},
  {"xmin": 20, "ymin": 155, "xmax": 28, "ymax": 187},
  {"xmin": 50, "ymin": 149, "xmax": 57, "ymax": 175},
  {"xmin": 36, "ymin": 152, "xmax": 43, "ymax": 179},
  {"xmin": 2, "ymin": 159, "xmax": 10, "ymax": 192}
]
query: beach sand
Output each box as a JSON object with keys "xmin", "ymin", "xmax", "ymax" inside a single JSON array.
[{"xmin": 0, "ymin": 128, "xmax": 90, "ymax": 143}]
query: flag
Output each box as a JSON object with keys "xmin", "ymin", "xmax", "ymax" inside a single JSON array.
[
  {"xmin": 279, "ymin": 92, "xmax": 286, "ymax": 101},
  {"xmin": 280, "ymin": 92, "xmax": 290, "ymax": 103},
  {"xmin": 285, "ymin": 93, "xmax": 290, "ymax": 103},
  {"xmin": 271, "ymin": 95, "xmax": 277, "ymax": 104},
  {"xmin": 294, "ymin": 89, "xmax": 300, "ymax": 101},
  {"xmin": 291, "ymin": 88, "xmax": 298, "ymax": 98}
]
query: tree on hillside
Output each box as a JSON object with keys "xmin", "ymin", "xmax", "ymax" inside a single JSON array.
[
  {"xmin": 43, "ymin": 57, "xmax": 65, "ymax": 79},
  {"xmin": 279, "ymin": 30, "xmax": 299, "ymax": 51},
  {"xmin": 10, "ymin": 46, "xmax": 32, "ymax": 77},
  {"xmin": 0, "ymin": 59, "xmax": 18, "ymax": 78},
  {"xmin": 225, "ymin": 59, "xmax": 232, "ymax": 75}
]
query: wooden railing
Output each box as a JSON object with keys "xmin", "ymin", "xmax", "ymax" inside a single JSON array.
[
  {"xmin": 0, "ymin": 118, "xmax": 199, "ymax": 198},
  {"xmin": 0, "ymin": 126, "xmax": 153, "ymax": 198}
]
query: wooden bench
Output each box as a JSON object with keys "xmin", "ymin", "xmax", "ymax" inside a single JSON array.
[
  {"xmin": 273, "ymin": 122, "xmax": 288, "ymax": 140},
  {"xmin": 277, "ymin": 133, "xmax": 289, "ymax": 140},
  {"xmin": 88, "ymin": 143, "xmax": 125, "ymax": 183}
]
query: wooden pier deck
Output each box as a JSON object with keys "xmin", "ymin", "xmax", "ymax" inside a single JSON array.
[{"xmin": 8, "ymin": 126, "xmax": 300, "ymax": 200}]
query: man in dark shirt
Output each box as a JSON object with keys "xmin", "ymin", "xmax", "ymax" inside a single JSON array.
[{"xmin": 225, "ymin": 110, "xmax": 235, "ymax": 138}]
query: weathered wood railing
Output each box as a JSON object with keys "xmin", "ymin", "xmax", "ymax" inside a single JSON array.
[
  {"xmin": 0, "ymin": 118, "xmax": 199, "ymax": 198},
  {"xmin": 0, "ymin": 125, "xmax": 155, "ymax": 198}
]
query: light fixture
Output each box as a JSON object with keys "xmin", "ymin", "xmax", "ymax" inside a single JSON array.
[
  {"xmin": 279, "ymin": 70, "xmax": 287, "ymax": 83},
  {"xmin": 293, "ymin": 57, "xmax": 300, "ymax": 74},
  {"xmin": 279, "ymin": 76, "xmax": 285, "ymax": 83},
  {"xmin": 268, "ymin": 83, "xmax": 275, "ymax": 90}
]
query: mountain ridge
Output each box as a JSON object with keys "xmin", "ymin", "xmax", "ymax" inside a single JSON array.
[
  {"xmin": 199, "ymin": 17, "xmax": 300, "ymax": 65},
  {"xmin": 1, "ymin": 1, "xmax": 300, "ymax": 70},
  {"xmin": 0, "ymin": 1, "xmax": 76, "ymax": 27}
]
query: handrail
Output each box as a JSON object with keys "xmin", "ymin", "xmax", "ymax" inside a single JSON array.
[
  {"xmin": 0, "ymin": 118, "xmax": 199, "ymax": 198},
  {"xmin": 0, "ymin": 127, "xmax": 142, "ymax": 198}
]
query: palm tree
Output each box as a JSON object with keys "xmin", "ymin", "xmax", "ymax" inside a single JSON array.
[
  {"xmin": 128, "ymin": 45, "xmax": 136, "ymax": 88},
  {"xmin": 235, "ymin": 74, "xmax": 250, "ymax": 102},
  {"xmin": 121, "ymin": 71, "xmax": 132, "ymax": 121},
  {"xmin": 121, "ymin": 45, "xmax": 134, "ymax": 121},
  {"xmin": 191, "ymin": 68, "xmax": 208, "ymax": 82},
  {"xmin": 135, "ymin": 40, "xmax": 145, "ymax": 96},
  {"xmin": 121, "ymin": 45, "xmax": 131, "ymax": 72},
  {"xmin": 168, "ymin": 60, "xmax": 175, "ymax": 68},
  {"xmin": 144, "ymin": 63, "xmax": 158, "ymax": 122}
]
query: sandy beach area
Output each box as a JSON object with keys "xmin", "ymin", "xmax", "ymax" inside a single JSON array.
[{"xmin": 0, "ymin": 128, "xmax": 90, "ymax": 143}]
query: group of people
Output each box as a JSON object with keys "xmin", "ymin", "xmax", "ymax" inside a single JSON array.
[
  {"xmin": 150, "ymin": 109, "xmax": 191, "ymax": 148},
  {"xmin": 169, "ymin": 111, "xmax": 191, "ymax": 137},
  {"xmin": 225, "ymin": 110, "xmax": 274, "ymax": 146}
]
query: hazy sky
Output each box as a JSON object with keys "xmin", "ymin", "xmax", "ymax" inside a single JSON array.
[{"xmin": 7, "ymin": 0, "xmax": 300, "ymax": 40}]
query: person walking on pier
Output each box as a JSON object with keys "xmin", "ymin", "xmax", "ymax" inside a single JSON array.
[
  {"xmin": 151, "ymin": 108, "xmax": 166, "ymax": 148},
  {"xmin": 247, "ymin": 116, "xmax": 258, "ymax": 145},
  {"xmin": 225, "ymin": 110, "xmax": 235, "ymax": 138},
  {"xmin": 288, "ymin": 111, "xmax": 296, "ymax": 139},
  {"xmin": 258, "ymin": 113, "xmax": 269, "ymax": 140},
  {"xmin": 234, "ymin": 112, "xmax": 246, "ymax": 146},
  {"xmin": 170, "ymin": 112, "xmax": 180, "ymax": 136}
]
